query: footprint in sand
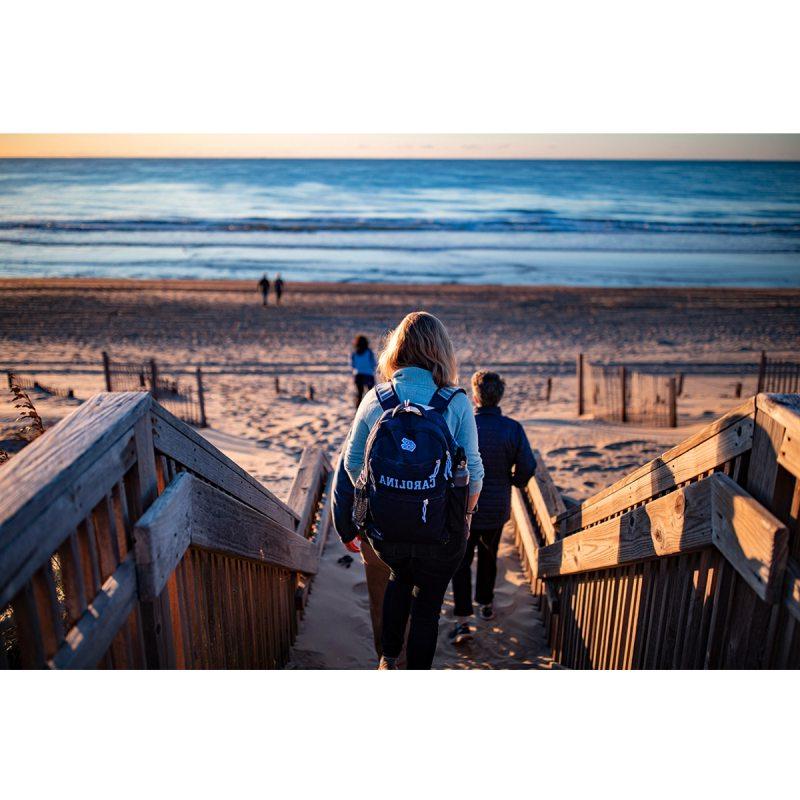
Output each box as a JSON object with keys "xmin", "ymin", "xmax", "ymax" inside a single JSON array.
[
  {"xmin": 603, "ymin": 440, "xmax": 649, "ymax": 451},
  {"xmin": 576, "ymin": 449, "xmax": 602, "ymax": 458}
]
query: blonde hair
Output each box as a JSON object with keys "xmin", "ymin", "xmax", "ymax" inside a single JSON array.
[{"xmin": 378, "ymin": 311, "xmax": 458, "ymax": 388}]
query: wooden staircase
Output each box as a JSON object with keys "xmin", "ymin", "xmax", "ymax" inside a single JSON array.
[
  {"xmin": 511, "ymin": 393, "xmax": 800, "ymax": 668},
  {"xmin": 0, "ymin": 392, "xmax": 331, "ymax": 669},
  {"xmin": 3, "ymin": 389, "xmax": 799, "ymax": 669}
]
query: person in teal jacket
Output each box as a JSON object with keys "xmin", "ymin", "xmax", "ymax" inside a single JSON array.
[{"xmin": 343, "ymin": 311, "xmax": 483, "ymax": 669}]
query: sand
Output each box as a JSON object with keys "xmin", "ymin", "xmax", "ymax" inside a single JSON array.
[{"xmin": 1, "ymin": 278, "xmax": 798, "ymax": 668}]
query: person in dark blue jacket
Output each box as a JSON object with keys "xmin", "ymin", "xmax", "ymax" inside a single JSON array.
[{"xmin": 449, "ymin": 371, "xmax": 536, "ymax": 643}]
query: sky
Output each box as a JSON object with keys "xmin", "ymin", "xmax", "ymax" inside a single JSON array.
[{"xmin": 1, "ymin": 134, "xmax": 798, "ymax": 160}]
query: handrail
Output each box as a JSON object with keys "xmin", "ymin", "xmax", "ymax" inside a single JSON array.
[
  {"xmin": 525, "ymin": 449, "xmax": 567, "ymax": 544},
  {"xmin": 511, "ymin": 393, "xmax": 800, "ymax": 668},
  {"xmin": 0, "ymin": 392, "xmax": 151, "ymax": 609},
  {"xmin": 286, "ymin": 446, "xmax": 331, "ymax": 540},
  {"xmin": 285, "ymin": 446, "xmax": 333, "ymax": 612},
  {"xmin": 536, "ymin": 473, "xmax": 788, "ymax": 602},
  {"xmin": 150, "ymin": 401, "xmax": 299, "ymax": 530},
  {"xmin": 0, "ymin": 392, "xmax": 331, "ymax": 669},
  {"xmin": 134, "ymin": 472, "xmax": 319, "ymax": 603},
  {"xmin": 558, "ymin": 397, "xmax": 755, "ymax": 536}
]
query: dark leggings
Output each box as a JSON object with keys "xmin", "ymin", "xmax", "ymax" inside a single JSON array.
[
  {"xmin": 451, "ymin": 525, "xmax": 504, "ymax": 617},
  {"xmin": 382, "ymin": 576, "xmax": 451, "ymax": 669},
  {"xmin": 376, "ymin": 538, "xmax": 466, "ymax": 669},
  {"xmin": 354, "ymin": 373, "xmax": 375, "ymax": 407}
]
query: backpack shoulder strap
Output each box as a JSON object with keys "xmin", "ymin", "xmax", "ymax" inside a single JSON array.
[
  {"xmin": 375, "ymin": 381, "xmax": 401, "ymax": 412},
  {"xmin": 428, "ymin": 386, "xmax": 466, "ymax": 413}
]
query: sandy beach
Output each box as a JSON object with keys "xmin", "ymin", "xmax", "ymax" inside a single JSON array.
[{"xmin": 1, "ymin": 278, "xmax": 798, "ymax": 668}]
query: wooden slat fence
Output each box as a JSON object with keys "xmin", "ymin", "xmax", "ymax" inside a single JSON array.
[
  {"xmin": 6, "ymin": 370, "xmax": 76, "ymax": 400},
  {"xmin": 578, "ymin": 355, "xmax": 677, "ymax": 427},
  {"xmin": 757, "ymin": 351, "xmax": 800, "ymax": 394},
  {"xmin": 0, "ymin": 392, "xmax": 331, "ymax": 669},
  {"xmin": 103, "ymin": 351, "xmax": 207, "ymax": 427},
  {"xmin": 512, "ymin": 392, "xmax": 800, "ymax": 668}
]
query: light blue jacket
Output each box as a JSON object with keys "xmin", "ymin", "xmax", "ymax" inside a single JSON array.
[
  {"xmin": 351, "ymin": 348, "xmax": 377, "ymax": 376},
  {"xmin": 344, "ymin": 366, "xmax": 484, "ymax": 496}
]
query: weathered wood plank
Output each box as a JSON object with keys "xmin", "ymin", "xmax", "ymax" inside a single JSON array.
[
  {"xmin": 134, "ymin": 472, "xmax": 193, "ymax": 601},
  {"xmin": 511, "ymin": 487, "xmax": 540, "ymax": 577},
  {"xmin": 180, "ymin": 473, "xmax": 319, "ymax": 574},
  {"xmin": 538, "ymin": 479, "xmax": 712, "ymax": 578},
  {"xmin": 572, "ymin": 398, "xmax": 753, "ymax": 511},
  {"xmin": 560, "ymin": 399, "xmax": 754, "ymax": 534},
  {"xmin": 314, "ymin": 472, "xmax": 334, "ymax": 557},
  {"xmin": 711, "ymin": 473, "xmax": 789, "ymax": 603},
  {"xmin": 49, "ymin": 555, "xmax": 138, "ymax": 669},
  {"xmin": 56, "ymin": 532, "xmax": 88, "ymax": 629},
  {"xmin": 132, "ymin": 413, "xmax": 176, "ymax": 669},
  {"xmin": 150, "ymin": 404, "xmax": 298, "ymax": 530},
  {"xmin": 286, "ymin": 447, "xmax": 326, "ymax": 539},
  {"xmin": 135, "ymin": 469, "xmax": 319, "ymax": 602},
  {"xmin": 756, "ymin": 393, "xmax": 800, "ymax": 436},
  {"xmin": 526, "ymin": 450, "xmax": 566, "ymax": 544},
  {"xmin": 0, "ymin": 431, "xmax": 137, "ymax": 609},
  {"xmin": 778, "ymin": 428, "xmax": 800, "ymax": 480},
  {"xmin": 0, "ymin": 392, "xmax": 150, "ymax": 535}
]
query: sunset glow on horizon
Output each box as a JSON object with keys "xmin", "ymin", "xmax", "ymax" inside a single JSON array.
[{"xmin": 1, "ymin": 133, "xmax": 799, "ymax": 160}]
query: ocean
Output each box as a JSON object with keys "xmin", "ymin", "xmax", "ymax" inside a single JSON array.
[{"xmin": 0, "ymin": 158, "xmax": 798, "ymax": 286}]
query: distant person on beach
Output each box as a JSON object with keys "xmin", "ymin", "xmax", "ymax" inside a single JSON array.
[
  {"xmin": 341, "ymin": 312, "xmax": 483, "ymax": 669},
  {"xmin": 274, "ymin": 274, "xmax": 284, "ymax": 305},
  {"xmin": 258, "ymin": 274, "xmax": 270, "ymax": 306},
  {"xmin": 449, "ymin": 371, "xmax": 536, "ymax": 645},
  {"xmin": 350, "ymin": 335, "xmax": 377, "ymax": 408}
]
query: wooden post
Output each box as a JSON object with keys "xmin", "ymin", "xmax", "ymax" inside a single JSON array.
[
  {"xmin": 577, "ymin": 353, "xmax": 584, "ymax": 416},
  {"xmin": 274, "ymin": 376, "xmax": 280, "ymax": 395},
  {"xmin": 149, "ymin": 358, "xmax": 158, "ymax": 398},
  {"xmin": 102, "ymin": 351, "xmax": 112, "ymax": 392},
  {"xmin": 306, "ymin": 384, "xmax": 315, "ymax": 402},
  {"xmin": 546, "ymin": 377, "xmax": 552, "ymax": 403},
  {"xmin": 196, "ymin": 367, "xmax": 207, "ymax": 428},
  {"xmin": 620, "ymin": 366, "xmax": 628, "ymax": 424},
  {"xmin": 6, "ymin": 370, "xmax": 13, "ymax": 390},
  {"xmin": 668, "ymin": 377, "xmax": 677, "ymax": 428},
  {"xmin": 676, "ymin": 372, "xmax": 684, "ymax": 397},
  {"xmin": 757, "ymin": 350, "xmax": 766, "ymax": 393},
  {"xmin": 734, "ymin": 381, "xmax": 743, "ymax": 398},
  {"xmin": 132, "ymin": 412, "xmax": 177, "ymax": 669}
]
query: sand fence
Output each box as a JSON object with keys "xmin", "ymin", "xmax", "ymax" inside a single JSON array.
[
  {"xmin": 102, "ymin": 351, "xmax": 207, "ymax": 427},
  {"xmin": 757, "ymin": 350, "xmax": 800, "ymax": 394},
  {"xmin": 577, "ymin": 353, "xmax": 678, "ymax": 427},
  {"xmin": 5, "ymin": 370, "xmax": 77, "ymax": 401}
]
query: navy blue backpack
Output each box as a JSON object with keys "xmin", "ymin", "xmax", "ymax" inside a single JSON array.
[{"xmin": 353, "ymin": 382, "xmax": 468, "ymax": 544}]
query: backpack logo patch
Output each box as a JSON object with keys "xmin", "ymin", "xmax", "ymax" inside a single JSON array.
[{"xmin": 401, "ymin": 437, "xmax": 416, "ymax": 452}]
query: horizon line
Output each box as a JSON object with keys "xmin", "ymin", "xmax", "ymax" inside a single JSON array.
[
  {"xmin": 3, "ymin": 156, "xmax": 800, "ymax": 162},
  {"xmin": 2, "ymin": 133, "xmax": 799, "ymax": 161}
]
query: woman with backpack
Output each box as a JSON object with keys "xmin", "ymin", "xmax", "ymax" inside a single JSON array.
[{"xmin": 342, "ymin": 311, "xmax": 483, "ymax": 669}]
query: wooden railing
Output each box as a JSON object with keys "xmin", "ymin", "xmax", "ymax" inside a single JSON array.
[
  {"xmin": 511, "ymin": 393, "xmax": 800, "ymax": 669},
  {"xmin": 0, "ymin": 392, "xmax": 331, "ymax": 669}
]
